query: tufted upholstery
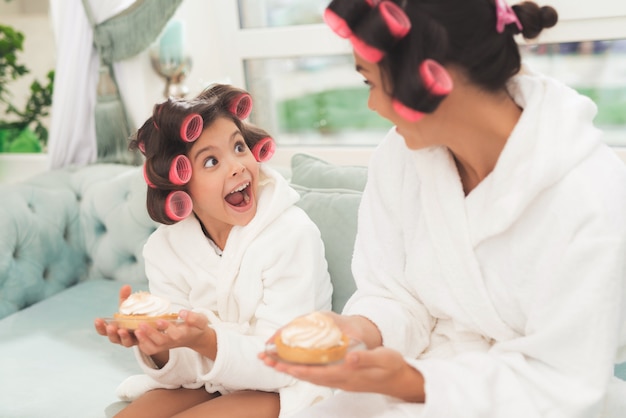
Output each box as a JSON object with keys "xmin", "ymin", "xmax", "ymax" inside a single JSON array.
[{"xmin": 0, "ymin": 164, "xmax": 156, "ymax": 319}]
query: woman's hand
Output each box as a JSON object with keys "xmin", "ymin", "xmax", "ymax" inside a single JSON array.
[{"xmin": 260, "ymin": 346, "xmax": 425, "ymax": 403}]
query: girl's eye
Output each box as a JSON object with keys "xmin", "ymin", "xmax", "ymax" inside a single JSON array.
[
  {"xmin": 234, "ymin": 141, "xmax": 247, "ymax": 153},
  {"xmin": 204, "ymin": 157, "xmax": 218, "ymax": 168},
  {"xmin": 363, "ymin": 79, "xmax": 372, "ymax": 88}
]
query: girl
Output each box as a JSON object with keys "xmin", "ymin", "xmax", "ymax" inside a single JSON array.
[
  {"xmin": 262, "ymin": 1, "xmax": 626, "ymax": 417},
  {"xmin": 95, "ymin": 84, "xmax": 333, "ymax": 418}
]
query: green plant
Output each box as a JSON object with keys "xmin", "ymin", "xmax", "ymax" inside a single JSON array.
[{"xmin": 0, "ymin": 23, "xmax": 54, "ymax": 152}]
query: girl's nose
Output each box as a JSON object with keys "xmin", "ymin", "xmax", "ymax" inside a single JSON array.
[{"xmin": 231, "ymin": 162, "xmax": 245, "ymax": 176}]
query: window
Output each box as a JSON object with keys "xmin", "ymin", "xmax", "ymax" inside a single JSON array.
[{"xmin": 217, "ymin": 1, "xmax": 626, "ymax": 148}]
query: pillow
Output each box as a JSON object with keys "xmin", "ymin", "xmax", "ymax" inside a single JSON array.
[
  {"xmin": 292, "ymin": 184, "xmax": 360, "ymax": 313},
  {"xmin": 290, "ymin": 153, "xmax": 368, "ymax": 192}
]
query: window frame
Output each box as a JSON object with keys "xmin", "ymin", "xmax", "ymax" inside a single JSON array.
[{"xmin": 212, "ymin": 1, "xmax": 626, "ymax": 164}]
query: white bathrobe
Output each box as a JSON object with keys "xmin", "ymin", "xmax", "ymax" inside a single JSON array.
[
  {"xmin": 116, "ymin": 165, "xmax": 334, "ymax": 417},
  {"xmin": 301, "ymin": 69, "xmax": 626, "ymax": 417}
]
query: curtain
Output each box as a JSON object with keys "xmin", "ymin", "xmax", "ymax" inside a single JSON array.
[{"xmin": 48, "ymin": 0, "xmax": 183, "ymax": 169}]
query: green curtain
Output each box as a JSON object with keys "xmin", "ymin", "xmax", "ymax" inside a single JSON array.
[{"xmin": 82, "ymin": 0, "xmax": 184, "ymax": 165}]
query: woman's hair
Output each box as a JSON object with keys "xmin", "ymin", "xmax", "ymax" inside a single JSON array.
[
  {"xmin": 129, "ymin": 84, "xmax": 270, "ymax": 225},
  {"xmin": 329, "ymin": 0, "xmax": 558, "ymax": 115}
]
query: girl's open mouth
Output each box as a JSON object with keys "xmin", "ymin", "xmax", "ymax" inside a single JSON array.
[{"xmin": 225, "ymin": 182, "xmax": 251, "ymax": 208}]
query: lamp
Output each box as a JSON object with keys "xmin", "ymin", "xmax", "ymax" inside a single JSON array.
[{"xmin": 151, "ymin": 19, "xmax": 192, "ymax": 98}]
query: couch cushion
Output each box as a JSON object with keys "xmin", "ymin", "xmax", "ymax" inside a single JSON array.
[
  {"xmin": 0, "ymin": 279, "xmax": 147, "ymax": 418},
  {"xmin": 80, "ymin": 166, "xmax": 157, "ymax": 283},
  {"xmin": 292, "ymin": 185, "xmax": 360, "ymax": 313},
  {"xmin": 291, "ymin": 153, "xmax": 368, "ymax": 192}
]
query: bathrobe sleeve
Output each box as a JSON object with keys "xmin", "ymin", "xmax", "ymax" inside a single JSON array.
[
  {"xmin": 408, "ymin": 229, "xmax": 626, "ymax": 418},
  {"xmin": 343, "ymin": 137, "xmax": 434, "ymax": 357}
]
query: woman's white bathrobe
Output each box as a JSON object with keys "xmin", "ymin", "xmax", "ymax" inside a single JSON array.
[
  {"xmin": 116, "ymin": 165, "xmax": 334, "ymax": 417},
  {"xmin": 299, "ymin": 69, "xmax": 626, "ymax": 417}
]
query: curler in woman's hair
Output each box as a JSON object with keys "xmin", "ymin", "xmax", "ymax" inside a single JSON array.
[
  {"xmin": 143, "ymin": 164, "xmax": 156, "ymax": 188},
  {"xmin": 379, "ymin": 1, "xmax": 411, "ymax": 38},
  {"xmin": 324, "ymin": 0, "xmax": 373, "ymax": 39},
  {"xmin": 180, "ymin": 113, "xmax": 203, "ymax": 142},
  {"xmin": 391, "ymin": 60, "xmax": 453, "ymax": 122},
  {"xmin": 169, "ymin": 155, "xmax": 193, "ymax": 185},
  {"xmin": 350, "ymin": 35, "xmax": 385, "ymax": 63},
  {"xmin": 419, "ymin": 59, "xmax": 453, "ymax": 96},
  {"xmin": 165, "ymin": 190, "xmax": 193, "ymax": 222},
  {"xmin": 229, "ymin": 93, "xmax": 253, "ymax": 120},
  {"xmin": 349, "ymin": 1, "xmax": 411, "ymax": 63},
  {"xmin": 392, "ymin": 99, "xmax": 426, "ymax": 123},
  {"xmin": 252, "ymin": 137, "xmax": 276, "ymax": 162}
]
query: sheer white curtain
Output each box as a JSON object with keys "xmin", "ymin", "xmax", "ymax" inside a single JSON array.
[{"xmin": 48, "ymin": 0, "xmax": 159, "ymax": 169}]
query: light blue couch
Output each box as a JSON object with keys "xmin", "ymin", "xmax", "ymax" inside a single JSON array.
[
  {"xmin": 0, "ymin": 154, "xmax": 364, "ymax": 417},
  {"xmin": 0, "ymin": 153, "xmax": 624, "ymax": 417}
]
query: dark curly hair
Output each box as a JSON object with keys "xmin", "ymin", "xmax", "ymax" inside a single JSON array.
[
  {"xmin": 327, "ymin": 0, "xmax": 558, "ymax": 115},
  {"xmin": 130, "ymin": 84, "xmax": 271, "ymax": 225}
]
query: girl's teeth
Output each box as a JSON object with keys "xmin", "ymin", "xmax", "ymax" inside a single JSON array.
[{"xmin": 244, "ymin": 193, "xmax": 250, "ymax": 203}]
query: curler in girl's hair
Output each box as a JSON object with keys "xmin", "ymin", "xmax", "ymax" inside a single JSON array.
[
  {"xmin": 138, "ymin": 140, "xmax": 146, "ymax": 154},
  {"xmin": 252, "ymin": 137, "xmax": 276, "ymax": 162},
  {"xmin": 165, "ymin": 190, "xmax": 193, "ymax": 222},
  {"xmin": 391, "ymin": 60, "xmax": 453, "ymax": 122},
  {"xmin": 349, "ymin": 1, "xmax": 411, "ymax": 63},
  {"xmin": 229, "ymin": 93, "xmax": 253, "ymax": 120},
  {"xmin": 169, "ymin": 154, "xmax": 193, "ymax": 185},
  {"xmin": 180, "ymin": 113, "xmax": 203, "ymax": 142},
  {"xmin": 143, "ymin": 163, "xmax": 156, "ymax": 188},
  {"xmin": 324, "ymin": 0, "xmax": 373, "ymax": 39}
]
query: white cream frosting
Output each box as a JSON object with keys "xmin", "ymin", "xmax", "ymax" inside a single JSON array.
[
  {"xmin": 118, "ymin": 292, "xmax": 171, "ymax": 316},
  {"xmin": 280, "ymin": 312, "xmax": 343, "ymax": 349}
]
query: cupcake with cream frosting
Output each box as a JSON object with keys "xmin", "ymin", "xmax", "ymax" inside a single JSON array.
[
  {"xmin": 113, "ymin": 291, "xmax": 178, "ymax": 330},
  {"xmin": 275, "ymin": 312, "xmax": 349, "ymax": 364}
]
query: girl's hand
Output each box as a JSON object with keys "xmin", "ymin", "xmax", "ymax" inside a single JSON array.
[
  {"xmin": 133, "ymin": 310, "xmax": 216, "ymax": 358},
  {"xmin": 93, "ymin": 284, "xmax": 137, "ymax": 347},
  {"xmin": 260, "ymin": 346, "xmax": 425, "ymax": 403}
]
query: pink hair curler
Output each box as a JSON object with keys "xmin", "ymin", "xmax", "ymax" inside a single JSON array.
[
  {"xmin": 252, "ymin": 137, "xmax": 276, "ymax": 162},
  {"xmin": 495, "ymin": 0, "xmax": 522, "ymax": 33},
  {"xmin": 143, "ymin": 164, "xmax": 156, "ymax": 188},
  {"xmin": 392, "ymin": 99, "xmax": 426, "ymax": 123},
  {"xmin": 379, "ymin": 1, "xmax": 411, "ymax": 39},
  {"xmin": 180, "ymin": 113, "xmax": 203, "ymax": 142},
  {"xmin": 165, "ymin": 190, "xmax": 193, "ymax": 222},
  {"xmin": 169, "ymin": 154, "xmax": 192, "ymax": 185},
  {"xmin": 419, "ymin": 59, "xmax": 453, "ymax": 96},
  {"xmin": 229, "ymin": 93, "xmax": 253, "ymax": 120},
  {"xmin": 137, "ymin": 140, "xmax": 146, "ymax": 154},
  {"xmin": 323, "ymin": 7, "xmax": 353, "ymax": 38},
  {"xmin": 350, "ymin": 35, "xmax": 385, "ymax": 63}
]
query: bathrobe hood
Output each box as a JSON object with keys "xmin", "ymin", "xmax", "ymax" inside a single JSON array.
[{"xmin": 471, "ymin": 67, "xmax": 603, "ymax": 242}]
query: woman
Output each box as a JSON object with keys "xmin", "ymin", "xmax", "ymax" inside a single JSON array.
[{"xmin": 261, "ymin": 0, "xmax": 626, "ymax": 416}]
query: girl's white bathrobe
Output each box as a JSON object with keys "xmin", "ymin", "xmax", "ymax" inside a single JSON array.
[
  {"xmin": 116, "ymin": 165, "xmax": 334, "ymax": 417},
  {"xmin": 313, "ymin": 69, "xmax": 626, "ymax": 417}
]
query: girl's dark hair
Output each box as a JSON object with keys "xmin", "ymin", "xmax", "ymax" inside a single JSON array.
[
  {"xmin": 129, "ymin": 84, "xmax": 270, "ymax": 225},
  {"xmin": 336, "ymin": 0, "xmax": 558, "ymax": 113}
]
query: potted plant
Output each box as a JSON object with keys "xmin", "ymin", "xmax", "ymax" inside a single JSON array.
[{"xmin": 0, "ymin": 23, "xmax": 54, "ymax": 153}]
